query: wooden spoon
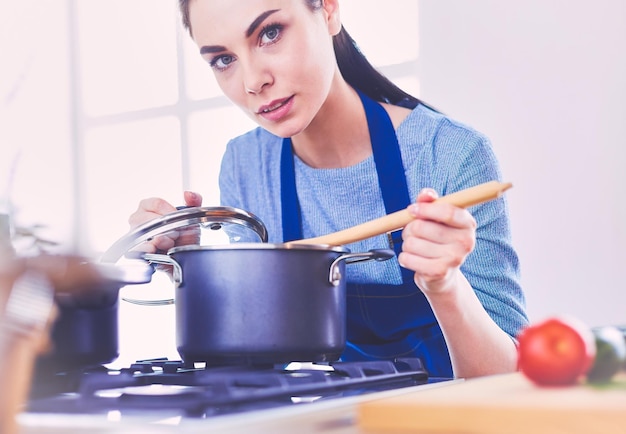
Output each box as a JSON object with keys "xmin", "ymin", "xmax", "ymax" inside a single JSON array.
[{"xmin": 288, "ymin": 180, "xmax": 512, "ymax": 246}]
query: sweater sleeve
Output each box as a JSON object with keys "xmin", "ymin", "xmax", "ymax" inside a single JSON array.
[
  {"xmin": 399, "ymin": 109, "xmax": 528, "ymax": 340},
  {"xmin": 218, "ymin": 139, "xmax": 244, "ymax": 210},
  {"xmin": 430, "ymin": 120, "xmax": 529, "ymax": 340}
]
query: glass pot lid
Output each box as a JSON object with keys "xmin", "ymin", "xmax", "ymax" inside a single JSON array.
[{"xmin": 100, "ymin": 206, "xmax": 268, "ymax": 263}]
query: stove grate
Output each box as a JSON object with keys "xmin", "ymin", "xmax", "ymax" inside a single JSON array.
[{"xmin": 27, "ymin": 357, "xmax": 429, "ymax": 418}]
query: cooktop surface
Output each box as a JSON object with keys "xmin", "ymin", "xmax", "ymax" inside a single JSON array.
[{"xmin": 26, "ymin": 357, "xmax": 435, "ymax": 420}]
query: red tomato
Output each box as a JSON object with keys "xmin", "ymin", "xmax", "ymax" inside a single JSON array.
[{"xmin": 517, "ymin": 316, "xmax": 596, "ymax": 386}]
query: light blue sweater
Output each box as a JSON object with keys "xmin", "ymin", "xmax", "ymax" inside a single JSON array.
[{"xmin": 219, "ymin": 104, "xmax": 528, "ymax": 343}]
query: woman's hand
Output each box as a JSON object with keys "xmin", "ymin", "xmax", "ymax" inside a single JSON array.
[
  {"xmin": 128, "ymin": 191, "xmax": 203, "ymax": 253},
  {"xmin": 398, "ymin": 188, "xmax": 477, "ymax": 294}
]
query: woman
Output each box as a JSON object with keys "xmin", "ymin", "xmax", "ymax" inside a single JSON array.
[{"xmin": 130, "ymin": 0, "xmax": 528, "ymax": 378}]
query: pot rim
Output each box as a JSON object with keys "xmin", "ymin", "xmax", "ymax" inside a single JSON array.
[{"xmin": 168, "ymin": 243, "xmax": 350, "ymax": 254}]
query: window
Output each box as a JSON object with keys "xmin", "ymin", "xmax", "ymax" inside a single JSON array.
[{"xmin": 2, "ymin": 0, "xmax": 419, "ymax": 364}]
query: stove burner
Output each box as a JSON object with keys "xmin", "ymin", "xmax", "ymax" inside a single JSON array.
[{"xmin": 27, "ymin": 358, "xmax": 429, "ymax": 418}]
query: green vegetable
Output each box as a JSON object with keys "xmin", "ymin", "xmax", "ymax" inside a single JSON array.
[{"xmin": 586, "ymin": 326, "xmax": 626, "ymax": 384}]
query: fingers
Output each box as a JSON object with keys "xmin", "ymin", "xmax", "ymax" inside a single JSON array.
[
  {"xmin": 408, "ymin": 190, "xmax": 476, "ymax": 230},
  {"xmin": 128, "ymin": 197, "xmax": 176, "ymax": 229},
  {"xmin": 399, "ymin": 188, "xmax": 477, "ymax": 291},
  {"xmin": 126, "ymin": 197, "xmax": 178, "ymax": 256},
  {"xmin": 416, "ymin": 187, "xmax": 438, "ymax": 203},
  {"xmin": 402, "ymin": 187, "xmax": 476, "ymax": 250},
  {"xmin": 397, "ymin": 250, "xmax": 458, "ymax": 284},
  {"xmin": 177, "ymin": 226, "xmax": 201, "ymax": 246},
  {"xmin": 400, "ymin": 221, "xmax": 474, "ymax": 273},
  {"xmin": 152, "ymin": 233, "xmax": 178, "ymax": 251},
  {"xmin": 403, "ymin": 212, "xmax": 476, "ymax": 247},
  {"xmin": 127, "ymin": 192, "xmax": 203, "ymax": 256},
  {"xmin": 128, "ymin": 191, "xmax": 202, "ymax": 230},
  {"xmin": 184, "ymin": 191, "xmax": 203, "ymax": 207}
]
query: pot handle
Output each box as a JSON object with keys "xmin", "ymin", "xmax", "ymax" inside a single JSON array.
[
  {"xmin": 142, "ymin": 253, "xmax": 183, "ymax": 283},
  {"xmin": 328, "ymin": 249, "xmax": 395, "ymax": 286},
  {"xmin": 120, "ymin": 252, "xmax": 180, "ymax": 307}
]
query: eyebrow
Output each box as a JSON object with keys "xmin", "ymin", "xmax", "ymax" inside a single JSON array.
[
  {"xmin": 199, "ymin": 9, "xmax": 281, "ymax": 56},
  {"xmin": 200, "ymin": 45, "xmax": 227, "ymax": 55},
  {"xmin": 246, "ymin": 9, "xmax": 280, "ymax": 37}
]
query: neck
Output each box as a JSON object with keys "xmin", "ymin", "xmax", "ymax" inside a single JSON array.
[{"xmin": 291, "ymin": 81, "xmax": 371, "ymax": 169}]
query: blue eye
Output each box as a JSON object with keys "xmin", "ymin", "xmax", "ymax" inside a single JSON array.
[
  {"xmin": 210, "ymin": 54, "xmax": 235, "ymax": 71},
  {"xmin": 260, "ymin": 23, "xmax": 283, "ymax": 45}
]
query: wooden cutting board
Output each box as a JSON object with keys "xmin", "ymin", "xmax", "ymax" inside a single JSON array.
[{"xmin": 357, "ymin": 372, "xmax": 626, "ymax": 434}]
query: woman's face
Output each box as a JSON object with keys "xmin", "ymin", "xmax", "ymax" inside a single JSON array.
[{"xmin": 188, "ymin": 0, "xmax": 341, "ymax": 138}]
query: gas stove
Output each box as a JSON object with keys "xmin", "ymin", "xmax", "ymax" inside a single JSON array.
[{"xmin": 24, "ymin": 357, "xmax": 436, "ymax": 425}]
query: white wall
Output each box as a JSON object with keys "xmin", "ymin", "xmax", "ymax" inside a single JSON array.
[
  {"xmin": 417, "ymin": 0, "xmax": 626, "ymax": 326},
  {"xmin": 0, "ymin": 1, "xmax": 73, "ymax": 251},
  {"xmin": 3, "ymin": 1, "xmax": 624, "ymax": 342}
]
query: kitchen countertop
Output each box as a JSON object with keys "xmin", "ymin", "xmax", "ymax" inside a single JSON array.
[
  {"xmin": 359, "ymin": 372, "xmax": 626, "ymax": 434},
  {"xmin": 17, "ymin": 379, "xmax": 462, "ymax": 434},
  {"xmin": 21, "ymin": 372, "xmax": 626, "ymax": 433}
]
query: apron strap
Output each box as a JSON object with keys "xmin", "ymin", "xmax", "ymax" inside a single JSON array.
[
  {"xmin": 358, "ymin": 92, "xmax": 413, "ymax": 273},
  {"xmin": 280, "ymin": 138, "xmax": 301, "ymax": 242},
  {"xmin": 281, "ymin": 90, "xmax": 412, "ymax": 275},
  {"xmin": 359, "ymin": 92, "xmax": 412, "ymax": 216}
]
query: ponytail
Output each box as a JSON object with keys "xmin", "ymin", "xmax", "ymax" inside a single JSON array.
[{"xmin": 333, "ymin": 26, "xmax": 423, "ymax": 110}]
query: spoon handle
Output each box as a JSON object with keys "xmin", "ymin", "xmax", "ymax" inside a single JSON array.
[{"xmin": 289, "ymin": 180, "xmax": 513, "ymax": 246}]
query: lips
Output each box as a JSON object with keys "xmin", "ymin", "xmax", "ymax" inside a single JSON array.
[{"xmin": 256, "ymin": 95, "xmax": 294, "ymax": 122}]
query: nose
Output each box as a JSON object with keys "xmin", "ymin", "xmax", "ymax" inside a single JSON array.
[
  {"xmin": 242, "ymin": 57, "xmax": 272, "ymax": 95},
  {"xmin": 245, "ymin": 84, "xmax": 262, "ymax": 95}
]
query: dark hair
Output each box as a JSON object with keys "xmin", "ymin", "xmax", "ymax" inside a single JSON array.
[{"xmin": 178, "ymin": 0, "xmax": 425, "ymax": 109}]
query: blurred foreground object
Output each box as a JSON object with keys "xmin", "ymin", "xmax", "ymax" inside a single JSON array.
[{"xmin": 0, "ymin": 255, "xmax": 108, "ymax": 434}]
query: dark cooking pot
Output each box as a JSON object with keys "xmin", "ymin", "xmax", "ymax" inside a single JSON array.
[
  {"xmin": 101, "ymin": 206, "xmax": 394, "ymax": 365},
  {"xmin": 37, "ymin": 262, "xmax": 153, "ymax": 373},
  {"xmin": 145, "ymin": 244, "xmax": 393, "ymax": 365}
]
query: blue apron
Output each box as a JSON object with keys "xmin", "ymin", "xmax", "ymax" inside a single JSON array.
[{"xmin": 280, "ymin": 91, "xmax": 452, "ymax": 377}]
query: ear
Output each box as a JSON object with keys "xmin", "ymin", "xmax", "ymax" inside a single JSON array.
[{"xmin": 322, "ymin": 0, "xmax": 342, "ymax": 36}]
